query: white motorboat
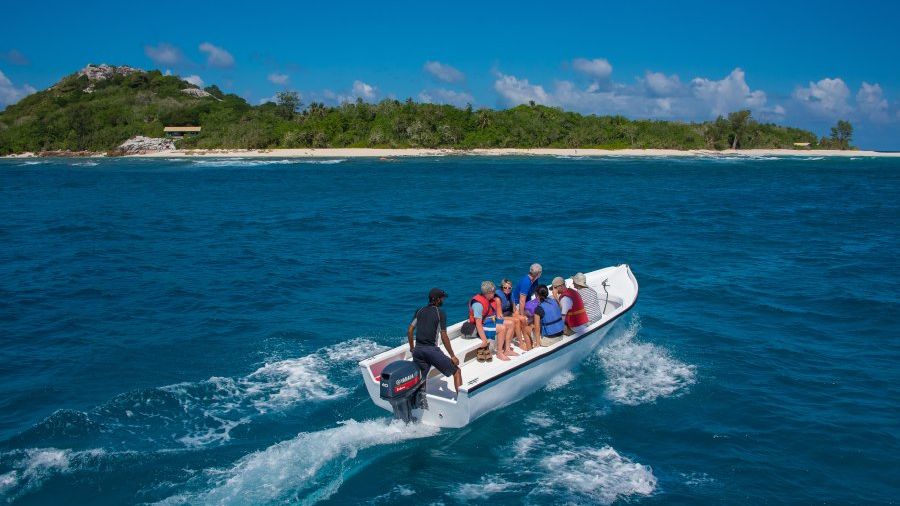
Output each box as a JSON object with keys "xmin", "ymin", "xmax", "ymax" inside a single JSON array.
[{"xmin": 358, "ymin": 264, "xmax": 638, "ymax": 428}]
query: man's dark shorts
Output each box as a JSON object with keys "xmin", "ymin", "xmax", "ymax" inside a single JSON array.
[{"xmin": 412, "ymin": 345, "xmax": 458, "ymax": 377}]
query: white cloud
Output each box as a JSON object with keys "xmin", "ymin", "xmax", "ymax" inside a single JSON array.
[
  {"xmin": 268, "ymin": 73, "xmax": 289, "ymax": 85},
  {"xmin": 199, "ymin": 42, "xmax": 234, "ymax": 68},
  {"xmin": 144, "ymin": 43, "xmax": 184, "ymax": 66},
  {"xmin": 494, "ymin": 73, "xmax": 551, "ymax": 105},
  {"xmin": 690, "ymin": 68, "xmax": 767, "ymax": 116},
  {"xmin": 182, "ymin": 75, "xmax": 204, "ymax": 87},
  {"xmin": 418, "ymin": 88, "xmax": 474, "ymax": 107},
  {"xmin": 572, "ymin": 58, "xmax": 613, "ymax": 81},
  {"xmin": 351, "ymin": 80, "xmax": 376, "ymax": 99},
  {"xmin": 642, "ymin": 71, "xmax": 683, "ymax": 97},
  {"xmin": 258, "ymin": 95, "xmax": 278, "ymax": 105},
  {"xmin": 856, "ymin": 82, "xmax": 889, "ymax": 122},
  {"xmin": 493, "ymin": 67, "xmax": 778, "ymax": 121},
  {"xmin": 791, "ymin": 77, "xmax": 851, "ymax": 118},
  {"xmin": 0, "ymin": 70, "xmax": 35, "ymax": 106},
  {"xmin": 424, "ymin": 61, "xmax": 465, "ymax": 83}
]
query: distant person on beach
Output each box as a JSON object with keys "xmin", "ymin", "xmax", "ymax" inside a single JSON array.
[
  {"xmin": 551, "ymin": 276, "xmax": 589, "ymax": 334},
  {"xmin": 572, "ymin": 272, "xmax": 603, "ymax": 323},
  {"xmin": 468, "ymin": 281, "xmax": 510, "ymax": 361},
  {"xmin": 513, "ymin": 263, "xmax": 542, "ymax": 315},
  {"xmin": 533, "ymin": 284, "xmax": 565, "ymax": 347},
  {"xmin": 496, "ymin": 278, "xmax": 529, "ymax": 351},
  {"xmin": 407, "ymin": 288, "xmax": 462, "ymax": 392}
]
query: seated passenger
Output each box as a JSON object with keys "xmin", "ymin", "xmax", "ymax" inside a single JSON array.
[
  {"xmin": 513, "ymin": 263, "xmax": 542, "ymax": 317},
  {"xmin": 572, "ymin": 272, "xmax": 603, "ymax": 323},
  {"xmin": 532, "ymin": 284, "xmax": 565, "ymax": 347},
  {"xmin": 468, "ymin": 281, "xmax": 510, "ymax": 361},
  {"xmin": 551, "ymin": 277, "xmax": 589, "ymax": 334},
  {"xmin": 496, "ymin": 278, "xmax": 527, "ymax": 353}
]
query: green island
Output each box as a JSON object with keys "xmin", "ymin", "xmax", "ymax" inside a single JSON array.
[{"xmin": 0, "ymin": 64, "xmax": 855, "ymax": 155}]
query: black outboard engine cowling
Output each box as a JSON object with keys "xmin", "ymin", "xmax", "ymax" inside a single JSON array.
[{"xmin": 379, "ymin": 360, "xmax": 425, "ymax": 423}]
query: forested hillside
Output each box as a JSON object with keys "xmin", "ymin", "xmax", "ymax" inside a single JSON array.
[{"xmin": 0, "ymin": 64, "xmax": 824, "ymax": 155}]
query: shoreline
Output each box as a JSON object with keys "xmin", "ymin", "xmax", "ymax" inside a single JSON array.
[{"xmin": 3, "ymin": 148, "xmax": 899, "ymax": 159}]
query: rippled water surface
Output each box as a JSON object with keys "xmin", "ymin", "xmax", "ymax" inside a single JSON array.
[{"xmin": 1, "ymin": 155, "xmax": 898, "ymax": 504}]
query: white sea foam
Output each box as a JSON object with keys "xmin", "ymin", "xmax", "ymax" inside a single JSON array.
[
  {"xmin": 299, "ymin": 159, "xmax": 346, "ymax": 164},
  {"xmin": 161, "ymin": 419, "xmax": 438, "ymax": 505},
  {"xmin": 544, "ymin": 370, "xmax": 575, "ymax": 391},
  {"xmin": 188, "ymin": 158, "xmax": 345, "ymax": 167},
  {"xmin": 535, "ymin": 446, "xmax": 657, "ymax": 504},
  {"xmin": 598, "ymin": 319, "xmax": 696, "ymax": 405},
  {"xmin": 157, "ymin": 337, "xmax": 388, "ymax": 446},
  {"xmin": 70, "ymin": 161, "xmax": 99, "ymax": 166},
  {"xmin": 479, "ymin": 434, "xmax": 656, "ymax": 505},
  {"xmin": 0, "ymin": 448, "xmax": 108, "ymax": 501},
  {"xmin": 18, "ymin": 161, "xmax": 46, "ymax": 165},
  {"xmin": 455, "ymin": 475, "xmax": 519, "ymax": 500},
  {"xmin": 524, "ymin": 411, "xmax": 553, "ymax": 428}
]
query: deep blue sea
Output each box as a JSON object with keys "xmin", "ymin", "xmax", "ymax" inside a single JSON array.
[{"xmin": 0, "ymin": 155, "xmax": 898, "ymax": 505}]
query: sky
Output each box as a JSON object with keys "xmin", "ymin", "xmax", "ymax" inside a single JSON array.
[{"xmin": 2, "ymin": 0, "xmax": 899, "ymax": 149}]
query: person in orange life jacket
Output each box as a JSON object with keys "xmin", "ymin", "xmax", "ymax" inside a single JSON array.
[
  {"xmin": 496, "ymin": 278, "xmax": 528, "ymax": 352},
  {"xmin": 407, "ymin": 288, "xmax": 462, "ymax": 393},
  {"xmin": 469, "ymin": 280, "xmax": 511, "ymax": 361},
  {"xmin": 551, "ymin": 276, "xmax": 590, "ymax": 335},
  {"xmin": 532, "ymin": 284, "xmax": 566, "ymax": 347}
]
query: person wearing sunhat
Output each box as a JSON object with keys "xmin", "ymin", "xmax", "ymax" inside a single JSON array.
[
  {"xmin": 407, "ymin": 288, "xmax": 462, "ymax": 393},
  {"xmin": 551, "ymin": 276, "xmax": 589, "ymax": 335},
  {"xmin": 572, "ymin": 272, "xmax": 603, "ymax": 323}
]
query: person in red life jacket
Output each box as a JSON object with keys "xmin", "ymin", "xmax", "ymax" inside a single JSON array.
[
  {"xmin": 551, "ymin": 277, "xmax": 589, "ymax": 334},
  {"xmin": 469, "ymin": 281, "xmax": 511, "ymax": 361},
  {"xmin": 407, "ymin": 288, "xmax": 462, "ymax": 394}
]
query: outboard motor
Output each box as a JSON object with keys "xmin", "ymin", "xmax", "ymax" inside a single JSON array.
[{"xmin": 379, "ymin": 360, "xmax": 426, "ymax": 423}]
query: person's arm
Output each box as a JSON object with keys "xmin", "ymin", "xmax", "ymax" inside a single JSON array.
[
  {"xmin": 440, "ymin": 330, "xmax": 459, "ymax": 366},
  {"xmin": 475, "ymin": 319, "xmax": 488, "ymax": 347},
  {"xmin": 533, "ymin": 313, "xmax": 543, "ymax": 347},
  {"xmin": 407, "ymin": 322, "xmax": 415, "ymax": 352},
  {"xmin": 518, "ymin": 293, "xmax": 527, "ymax": 316}
]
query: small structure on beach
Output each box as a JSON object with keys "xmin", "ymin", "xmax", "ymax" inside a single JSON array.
[
  {"xmin": 793, "ymin": 142, "xmax": 811, "ymax": 149},
  {"xmin": 164, "ymin": 126, "xmax": 201, "ymax": 138}
]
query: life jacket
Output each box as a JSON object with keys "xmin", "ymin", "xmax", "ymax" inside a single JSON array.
[
  {"xmin": 538, "ymin": 299, "xmax": 565, "ymax": 335},
  {"xmin": 468, "ymin": 294, "xmax": 496, "ymax": 324},
  {"xmin": 560, "ymin": 287, "xmax": 589, "ymax": 328},
  {"xmin": 495, "ymin": 289, "xmax": 514, "ymax": 315},
  {"xmin": 524, "ymin": 298, "xmax": 540, "ymax": 321}
]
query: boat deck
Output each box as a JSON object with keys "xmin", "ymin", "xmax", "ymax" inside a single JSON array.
[{"xmin": 423, "ymin": 298, "xmax": 622, "ymax": 400}]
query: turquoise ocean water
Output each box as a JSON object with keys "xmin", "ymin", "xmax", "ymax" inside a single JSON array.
[{"xmin": 0, "ymin": 155, "xmax": 897, "ymax": 504}]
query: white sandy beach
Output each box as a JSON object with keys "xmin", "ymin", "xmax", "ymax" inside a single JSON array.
[
  {"xmin": 4, "ymin": 148, "xmax": 899, "ymax": 159},
  {"xmin": 126, "ymin": 148, "xmax": 900, "ymax": 158}
]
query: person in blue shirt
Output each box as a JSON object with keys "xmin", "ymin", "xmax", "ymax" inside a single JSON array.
[{"xmin": 512, "ymin": 263, "xmax": 542, "ymax": 316}]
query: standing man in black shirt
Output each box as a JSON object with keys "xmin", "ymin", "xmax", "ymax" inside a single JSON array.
[{"xmin": 407, "ymin": 288, "xmax": 462, "ymax": 394}]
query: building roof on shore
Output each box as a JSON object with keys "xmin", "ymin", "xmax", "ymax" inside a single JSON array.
[{"xmin": 164, "ymin": 126, "xmax": 201, "ymax": 132}]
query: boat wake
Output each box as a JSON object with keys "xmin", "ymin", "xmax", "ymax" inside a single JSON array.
[
  {"xmin": 0, "ymin": 448, "xmax": 118, "ymax": 502},
  {"xmin": 453, "ymin": 419, "xmax": 656, "ymax": 504},
  {"xmin": 598, "ymin": 318, "xmax": 697, "ymax": 406},
  {"xmin": 156, "ymin": 419, "xmax": 439, "ymax": 506},
  {"xmin": 10, "ymin": 338, "xmax": 389, "ymax": 450}
]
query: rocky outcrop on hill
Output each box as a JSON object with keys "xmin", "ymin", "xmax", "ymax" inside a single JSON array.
[
  {"xmin": 77, "ymin": 64, "xmax": 144, "ymax": 93},
  {"xmin": 78, "ymin": 64, "xmax": 143, "ymax": 81},
  {"xmin": 181, "ymin": 88, "xmax": 214, "ymax": 99},
  {"xmin": 117, "ymin": 136, "xmax": 175, "ymax": 154}
]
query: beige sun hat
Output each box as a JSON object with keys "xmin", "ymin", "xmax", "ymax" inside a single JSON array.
[
  {"xmin": 551, "ymin": 276, "xmax": 565, "ymax": 289},
  {"xmin": 572, "ymin": 272, "xmax": 588, "ymax": 287}
]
